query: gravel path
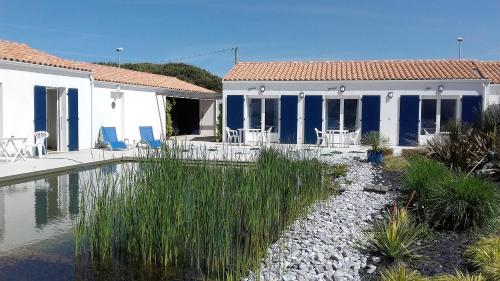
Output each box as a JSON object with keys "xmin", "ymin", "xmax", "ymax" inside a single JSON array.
[{"xmin": 244, "ymin": 154, "xmax": 392, "ymax": 281}]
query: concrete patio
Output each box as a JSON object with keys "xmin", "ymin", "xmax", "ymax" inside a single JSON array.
[{"xmin": 0, "ymin": 141, "xmax": 377, "ymax": 185}]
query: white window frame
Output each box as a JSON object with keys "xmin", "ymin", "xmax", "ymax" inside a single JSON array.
[
  {"xmin": 324, "ymin": 95, "xmax": 361, "ymax": 132},
  {"xmin": 419, "ymin": 95, "xmax": 460, "ymax": 136}
]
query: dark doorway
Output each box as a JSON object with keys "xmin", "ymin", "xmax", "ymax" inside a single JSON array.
[{"xmin": 171, "ymin": 98, "xmax": 200, "ymax": 135}]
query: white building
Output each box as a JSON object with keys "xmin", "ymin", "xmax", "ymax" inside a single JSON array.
[
  {"xmin": 222, "ymin": 60, "xmax": 500, "ymax": 146},
  {"xmin": 0, "ymin": 40, "xmax": 220, "ymax": 152}
]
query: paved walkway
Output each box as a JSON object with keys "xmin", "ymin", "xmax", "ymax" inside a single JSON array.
[
  {"xmin": 0, "ymin": 141, "xmax": 371, "ymax": 185},
  {"xmin": 0, "ymin": 149, "xmax": 137, "ymax": 184}
]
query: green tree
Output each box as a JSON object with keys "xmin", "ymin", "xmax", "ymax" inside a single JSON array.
[{"xmin": 98, "ymin": 62, "xmax": 222, "ymax": 92}]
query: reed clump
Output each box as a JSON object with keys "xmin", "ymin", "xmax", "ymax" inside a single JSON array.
[{"xmin": 75, "ymin": 146, "xmax": 340, "ymax": 280}]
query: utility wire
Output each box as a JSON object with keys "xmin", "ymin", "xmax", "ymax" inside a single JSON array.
[{"xmin": 161, "ymin": 47, "xmax": 237, "ymax": 63}]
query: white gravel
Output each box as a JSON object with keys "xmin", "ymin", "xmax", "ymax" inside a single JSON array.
[{"xmin": 243, "ymin": 153, "xmax": 392, "ymax": 281}]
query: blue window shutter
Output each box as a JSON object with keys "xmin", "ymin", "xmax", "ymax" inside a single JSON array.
[
  {"xmin": 461, "ymin": 96, "xmax": 482, "ymax": 125},
  {"xmin": 399, "ymin": 96, "xmax": 420, "ymax": 146},
  {"xmin": 304, "ymin": 96, "xmax": 323, "ymax": 144},
  {"xmin": 226, "ymin": 95, "xmax": 244, "ymax": 129},
  {"xmin": 67, "ymin": 88, "xmax": 79, "ymax": 151},
  {"xmin": 280, "ymin": 96, "xmax": 298, "ymax": 144},
  {"xmin": 361, "ymin": 96, "xmax": 380, "ymax": 135},
  {"xmin": 34, "ymin": 85, "xmax": 47, "ymax": 132}
]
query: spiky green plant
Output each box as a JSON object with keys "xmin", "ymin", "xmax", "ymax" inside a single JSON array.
[
  {"xmin": 75, "ymin": 146, "xmax": 339, "ymax": 280},
  {"xmin": 433, "ymin": 271, "xmax": 485, "ymax": 281},
  {"xmin": 465, "ymin": 236, "xmax": 500, "ymax": 280},
  {"xmin": 362, "ymin": 131, "xmax": 390, "ymax": 153},
  {"xmin": 365, "ymin": 207, "xmax": 427, "ymax": 262},
  {"xmin": 380, "ymin": 263, "xmax": 428, "ymax": 281}
]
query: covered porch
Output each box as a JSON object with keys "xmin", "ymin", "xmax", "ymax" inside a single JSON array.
[{"xmin": 156, "ymin": 89, "xmax": 221, "ymax": 139}]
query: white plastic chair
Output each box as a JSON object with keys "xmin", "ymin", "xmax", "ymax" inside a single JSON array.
[
  {"xmin": 314, "ymin": 128, "xmax": 328, "ymax": 147},
  {"xmin": 347, "ymin": 129, "xmax": 361, "ymax": 147},
  {"xmin": 225, "ymin": 127, "xmax": 240, "ymax": 145},
  {"xmin": 31, "ymin": 131, "xmax": 49, "ymax": 158},
  {"xmin": 260, "ymin": 127, "xmax": 273, "ymax": 146}
]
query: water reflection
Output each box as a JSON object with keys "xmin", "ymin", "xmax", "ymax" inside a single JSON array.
[
  {"xmin": 0, "ymin": 164, "xmax": 190, "ymax": 281},
  {"xmin": 1, "ymin": 173, "xmax": 82, "ymax": 253}
]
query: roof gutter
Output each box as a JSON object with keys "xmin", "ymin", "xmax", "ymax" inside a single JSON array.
[{"xmin": 222, "ymin": 78, "xmax": 490, "ymax": 84}]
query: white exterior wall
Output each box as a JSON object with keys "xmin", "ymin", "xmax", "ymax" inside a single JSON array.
[
  {"xmin": 0, "ymin": 61, "xmax": 92, "ymax": 150},
  {"xmin": 486, "ymin": 84, "xmax": 500, "ymax": 106},
  {"xmin": 92, "ymin": 83, "xmax": 166, "ymax": 147},
  {"xmin": 199, "ymin": 100, "xmax": 216, "ymax": 136},
  {"xmin": 223, "ymin": 80, "xmax": 486, "ymax": 146}
]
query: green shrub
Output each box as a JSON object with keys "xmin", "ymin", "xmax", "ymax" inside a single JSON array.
[
  {"xmin": 426, "ymin": 175, "xmax": 499, "ymax": 230},
  {"xmin": 433, "ymin": 272, "xmax": 485, "ymax": 281},
  {"xmin": 365, "ymin": 207, "xmax": 427, "ymax": 262},
  {"xmin": 403, "ymin": 157, "xmax": 499, "ymax": 230},
  {"xmin": 380, "ymin": 264, "xmax": 428, "ymax": 281},
  {"xmin": 383, "ymin": 156, "xmax": 410, "ymax": 172},
  {"xmin": 402, "ymin": 156, "xmax": 451, "ymax": 205},
  {"xmin": 465, "ymin": 236, "xmax": 500, "ymax": 280}
]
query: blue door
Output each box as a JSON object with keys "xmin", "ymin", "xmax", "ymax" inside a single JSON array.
[
  {"xmin": 226, "ymin": 95, "xmax": 244, "ymax": 129},
  {"xmin": 67, "ymin": 88, "xmax": 79, "ymax": 151},
  {"xmin": 399, "ymin": 95, "xmax": 420, "ymax": 146},
  {"xmin": 280, "ymin": 96, "xmax": 298, "ymax": 144},
  {"xmin": 34, "ymin": 86, "xmax": 47, "ymax": 132},
  {"xmin": 304, "ymin": 96, "xmax": 323, "ymax": 144},
  {"xmin": 461, "ymin": 96, "xmax": 482, "ymax": 125},
  {"xmin": 361, "ymin": 96, "xmax": 380, "ymax": 135}
]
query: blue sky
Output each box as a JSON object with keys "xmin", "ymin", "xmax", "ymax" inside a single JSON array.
[{"xmin": 0, "ymin": 0, "xmax": 499, "ymax": 76}]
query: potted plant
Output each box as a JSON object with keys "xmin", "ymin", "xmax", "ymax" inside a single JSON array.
[{"xmin": 362, "ymin": 131, "xmax": 390, "ymax": 165}]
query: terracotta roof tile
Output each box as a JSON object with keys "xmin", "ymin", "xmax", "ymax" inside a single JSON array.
[
  {"xmin": 0, "ymin": 40, "xmax": 214, "ymax": 94},
  {"xmin": 223, "ymin": 60, "xmax": 484, "ymax": 82},
  {"xmin": 475, "ymin": 61, "xmax": 500, "ymax": 84},
  {"xmin": 0, "ymin": 40, "xmax": 90, "ymax": 71},
  {"xmin": 81, "ymin": 63, "xmax": 214, "ymax": 93}
]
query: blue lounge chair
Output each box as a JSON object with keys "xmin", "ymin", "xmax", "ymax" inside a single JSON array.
[
  {"xmin": 139, "ymin": 126, "xmax": 162, "ymax": 149},
  {"xmin": 100, "ymin": 127, "xmax": 128, "ymax": 150}
]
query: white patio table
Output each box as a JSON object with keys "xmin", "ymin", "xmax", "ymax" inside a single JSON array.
[
  {"xmin": 326, "ymin": 129, "xmax": 349, "ymax": 148},
  {"xmin": 0, "ymin": 137, "xmax": 28, "ymax": 163},
  {"xmin": 237, "ymin": 128, "xmax": 263, "ymax": 146}
]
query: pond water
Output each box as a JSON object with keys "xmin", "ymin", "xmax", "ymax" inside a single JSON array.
[{"xmin": 0, "ymin": 164, "xmax": 198, "ymax": 281}]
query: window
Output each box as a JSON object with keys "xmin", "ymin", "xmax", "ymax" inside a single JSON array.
[
  {"xmin": 343, "ymin": 99, "xmax": 358, "ymax": 131},
  {"xmin": 327, "ymin": 99, "xmax": 340, "ymax": 130},
  {"xmin": 265, "ymin": 99, "xmax": 278, "ymax": 132},
  {"xmin": 440, "ymin": 99, "xmax": 457, "ymax": 131},
  {"xmin": 421, "ymin": 99, "xmax": 437, "ymax": 134},
  {"xmin": 249, "ymin": 99, "xmax": 261, "ymax": 129}
]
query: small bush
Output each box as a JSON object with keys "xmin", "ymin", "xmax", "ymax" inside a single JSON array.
[
  {"xmin": 426, "ymin": 175, "xmax": 499, "ymax": 230},
  {"xmin": 384, "ymin": 147, "xmax": 395, "ymax": 156},
  {"xmin": 401, "ymin": 148, "xmax": 427, "ymax": 159},
  {"xmin": 324, "ymin": 164, "xmax": 348, "ymax": 178},
  {"xmin": 383, "ymin": 156, "xmax": 410, "ymax": 172},
  {"xmin": 365, "ymin": 207, "xmax": 427, "ymax": 262},
  {"xmin": 465, "ymin": 236, "xmax": 500, "ymax": 280},
  {"xmin": 433, "ymin": 271, "xmax": 485, "ymax": 281},
  {"xmin": 380, "ymin": 264, "xmax": 428, "ymax": 281}
]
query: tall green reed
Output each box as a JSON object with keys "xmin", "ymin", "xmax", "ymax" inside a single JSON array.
[{"xmin": 75, "ymin": 145, "xmax": 340, "ymax": 280}]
